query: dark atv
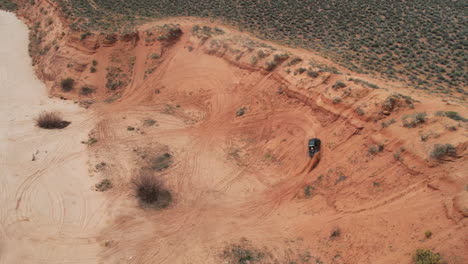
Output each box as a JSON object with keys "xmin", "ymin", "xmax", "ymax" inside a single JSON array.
[{"xmin": 308, "ymin": 138, "xmax": 321, "ymax": 157}]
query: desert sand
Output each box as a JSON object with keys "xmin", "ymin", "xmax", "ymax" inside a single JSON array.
[
  {"xmin": 1, "ymin": 1, "xmax": 467, "ymax": 263},
  {"xmin": 0, "ymin": 10, "xmax": 107, "ymax": 263}
]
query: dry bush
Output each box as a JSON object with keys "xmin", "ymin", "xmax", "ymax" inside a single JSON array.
[
  {"xmin": 35, "ymin": 111, "xmax": 70, "ymax": 129},
  {"xmin": 133, "ymin": 173, "xmax": 172, "ymax": 209}
]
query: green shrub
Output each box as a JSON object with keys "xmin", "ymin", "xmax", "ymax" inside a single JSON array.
[
  {"xmin": 95, "ymin": 179, "xmax": 112, "ymax": 192},
  {"xmin": 413, "ymin": 249, "xmax": 444, "ymax": 264}
]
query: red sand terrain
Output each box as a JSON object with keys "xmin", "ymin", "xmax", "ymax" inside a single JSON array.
[{"xmin": 2, "ymin": 0, "xmax": 467, "ymax": 263}]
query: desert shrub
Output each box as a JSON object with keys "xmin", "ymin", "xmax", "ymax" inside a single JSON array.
[
  {"xmin": 265, "ymin": 61, "xmax": 277, "ymax": 71},
  {"xmin": 443, "ymin": 111, "xmax": 465, "ymax": 121},
  {"xmin": 80, "ymin": 86, "xmax": 94, "ymax": 95},
  {"xmin": 0, "ymin": 0, "xmax": 17, "ymax": 11},
  {"xmin": 157, "ymin": 24, "xmax": 182, "ymax": 42},
  {"xmin": 296, "ymin": 67, "xmax": 307, "ymax": 74},
  {"xmin": 307, "ymin": 70, "xmax": 319, "ymax": 78},
  {"xmin": 222, "ymin": 239, "xmax": 266, "ymax": 264},
  {"xmin": 236, "ymin": 107, "xmax": 247, "ymax": 117},
  {"xmin": 92, "ymin": 60, "xmax": 98, "ymax": 66},
  {"xmin": 425, "ymin": 231, "xmax": 432, "ymax": 239},
  {"xmin": 151, "ymin": 153, "xmax": 172, "ymax": 171},
  {"xmin": 413, "ymin": 249, "xmax": 444, "ymax": 264},
  {"xmin": 356, "ymin": 107, "xmax": 365, "ymax": 116},
  {"xmin": 133, "ymin": 173, "xmax": 172, "ymax": 208},
  {"xmin": 332, "ymin": 97, "xmax": 341, "ymax": 104},
  {"xmin": 250, "ymin": 56, "xmax": 258, "ymax": 65},
  {"xmin": 332, "ymin": 81, "xmax": 346, "ymax": 89},
  {"xmin": 368, "ymin": 144, "xmax": 384, "ymax": 155},
  {"xmin": 330, "ymin": 228, "xmax": 341, "ymax": 240},
  {"xmin": 288, "ymin": 57, "xmax": 302, "ymax": 66},
  {"xmin": 349, "ymin": 78, "xmax": 379, "ymax": 89},
  {"xmin": 58, "ymin": 0, "xmax": 466, "ymax": 92},
  {"xmin": 381, "ymin": 118, "xmax": 396, "ymax": 128},
  {"xmin": 90, "ymin": 66, "xmax": 97, "ymax": 73},
  {"xmin": 402, "ymin": 112, "xmax": 427, "ymax": 128},
  {"xmin": 61, "ymin": 78, "xmax": 75, "ymax": 92},
  {"xmin": 95, "ymin": 179, "xmax": 112, "ymax": 192},
  {"xmin": 143, "ymin": 119, "xmax": 157, "ymax": 126},
  {"xmin": 80, "ymin": 32, "xmax": 92, "ymax": 41},
  {"xmin": 430, "ymin": 144, "xmax": 456, "ymax": 159},
  {"xmin": 35, "ymin": 111, "xmax": 71, "ymax": 129}
]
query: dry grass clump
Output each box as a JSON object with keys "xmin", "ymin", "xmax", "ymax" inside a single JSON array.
[
  {"xmin": 413, "ymin": 249, "xmax": 444, "ymax": 264},
  {"xmin": 35, "ymin": 111, "xmax": 70, "ymax": 129},
  {"xmin": 95, "ymin": 179, "xmax": 112, "ymax": 192},
  {"xmin": 133, "ymin": 173, "xmax": 172, "ymax": 208}
]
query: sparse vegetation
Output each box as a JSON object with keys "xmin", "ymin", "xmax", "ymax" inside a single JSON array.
[
  {"xmin": 0, "ymin": 0, "xmax": 17, "ymax": 11},
  {"xmin": 435, "ymin": 111, "xmax": 466, "ymax": 122},
  {"xmin": 368, "ymin": 144, "xmax": 384, "ymax": 155},
  {"xmin": 330, "ymin": 228, "xmax": 341, "ymax": 240},
  {"xmin": 95, "ymin": 179, "xmax": 112, "ymax": 191},
  {"xmin": 80, "ymin": 86, "xmax": 94, "ymax": 95},
  {"xmin": 356, "ymin": 107, "xmax": 365, "ymax": 116},
  {"xmin": 413, "ymin": 249, "xmax": 444, "ymax": 264},
  {"xmin": 425, "ymin": 231, "xmax": 432, "ymax": 239},
  {"xmin": 307, "ymin": 70, "xmax": 319, "ymax": 78},
  {"xmin": 236, "ymin": 107, "xmax": 247, "ymax": 117},
  {"xmin": 349, "ymin": 78, "xmax": 379, "ymax": 89},
  {"xmin": 221, "ymin": 239, "xmax": 266, "ymax": 264},
  {"xmin": 430, "ymin": 144, "xmax": 456, "ymax": 159},
  {"xmin": 304, "ymin": 185, "xmax": 313, "ymax": 198},
  {"xmin": 133, "ymin": 173, "xmax": 172, "ymax": 208},
  {"xmin": 143, "ymin": 119, "xmax": 157, "ymax": 126},
  {"xmin": 151, "ymin": 153, "xmax": 172, "ymax": 171},
  {"xmin": 332, "ymin": 81, "xmax": 346, "ymax": 89},
  {"xmin": 332, "ymin": 97, "xmax": 341, "ymax": 104},
  {"xmin": 381, "ymin": 119, "xmax": 396, "ymax": 128},
  {"xmin": 36, "ymin": 111, "xmax": 71, "ymax": 129},
  {"xmin": 61, "ymin": 78, "xmax": 75, "ymax": 92},
  {"xmin": 53, "ymin": 0, "xmax": 468, "ymax": 94}
]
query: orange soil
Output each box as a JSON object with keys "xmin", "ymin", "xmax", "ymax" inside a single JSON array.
[{"xmin": 5, "ymin": 0, "xmax": 468, "ymax": 263}]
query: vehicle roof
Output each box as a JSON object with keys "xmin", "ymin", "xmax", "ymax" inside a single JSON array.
[{"xmin": 308, "ymin": 138, "xmax": 320, "ymax": 146}]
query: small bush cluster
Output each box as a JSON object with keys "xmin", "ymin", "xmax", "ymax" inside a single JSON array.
[
  {"xmin": 368, "ymin": 144, "xmax": 384, "ymax": 155},
  {"xmin": 332, "ymin": 81, "xmax": 346, "ymax": 89},
  {"xmin": 413, "ymin": 249, "xmax": 444, "ymax": 264},
  {"xmin": 222, "ymin": 239, "xmax": 266, "ymax": 264},
  {"xmin": 435, "ymin": 111, "xmax": 465, "ymax": 121},
  {"xmin": 307, "ymin": 70, "xmax": 319, "ymax": 78},
  {"xmin": 430, "ymin": 144, "xmax": 456, "ymax": 159},
  {"xmin": 61, "ymin": 78, "xmax": 75, "ymax": 92},
  {"xmin": 402, "ymin": 112, "xmax": 427, "ymax": 128},
  {"xmin": 95, "ymin": 179, "xmax": 112, "ymax": 192},
  {"xmin": 80, "ymin": 86, "xmax": 94, "ymax": 95},
  {"xmin": 36, "ymin": 111, "xmax": 71, "ymax": 129}
]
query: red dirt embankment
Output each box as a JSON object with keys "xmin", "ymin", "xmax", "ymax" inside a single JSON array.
[{"xmin": 11, "ymin": 0, "xmax": 468, "ymax": 263}]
